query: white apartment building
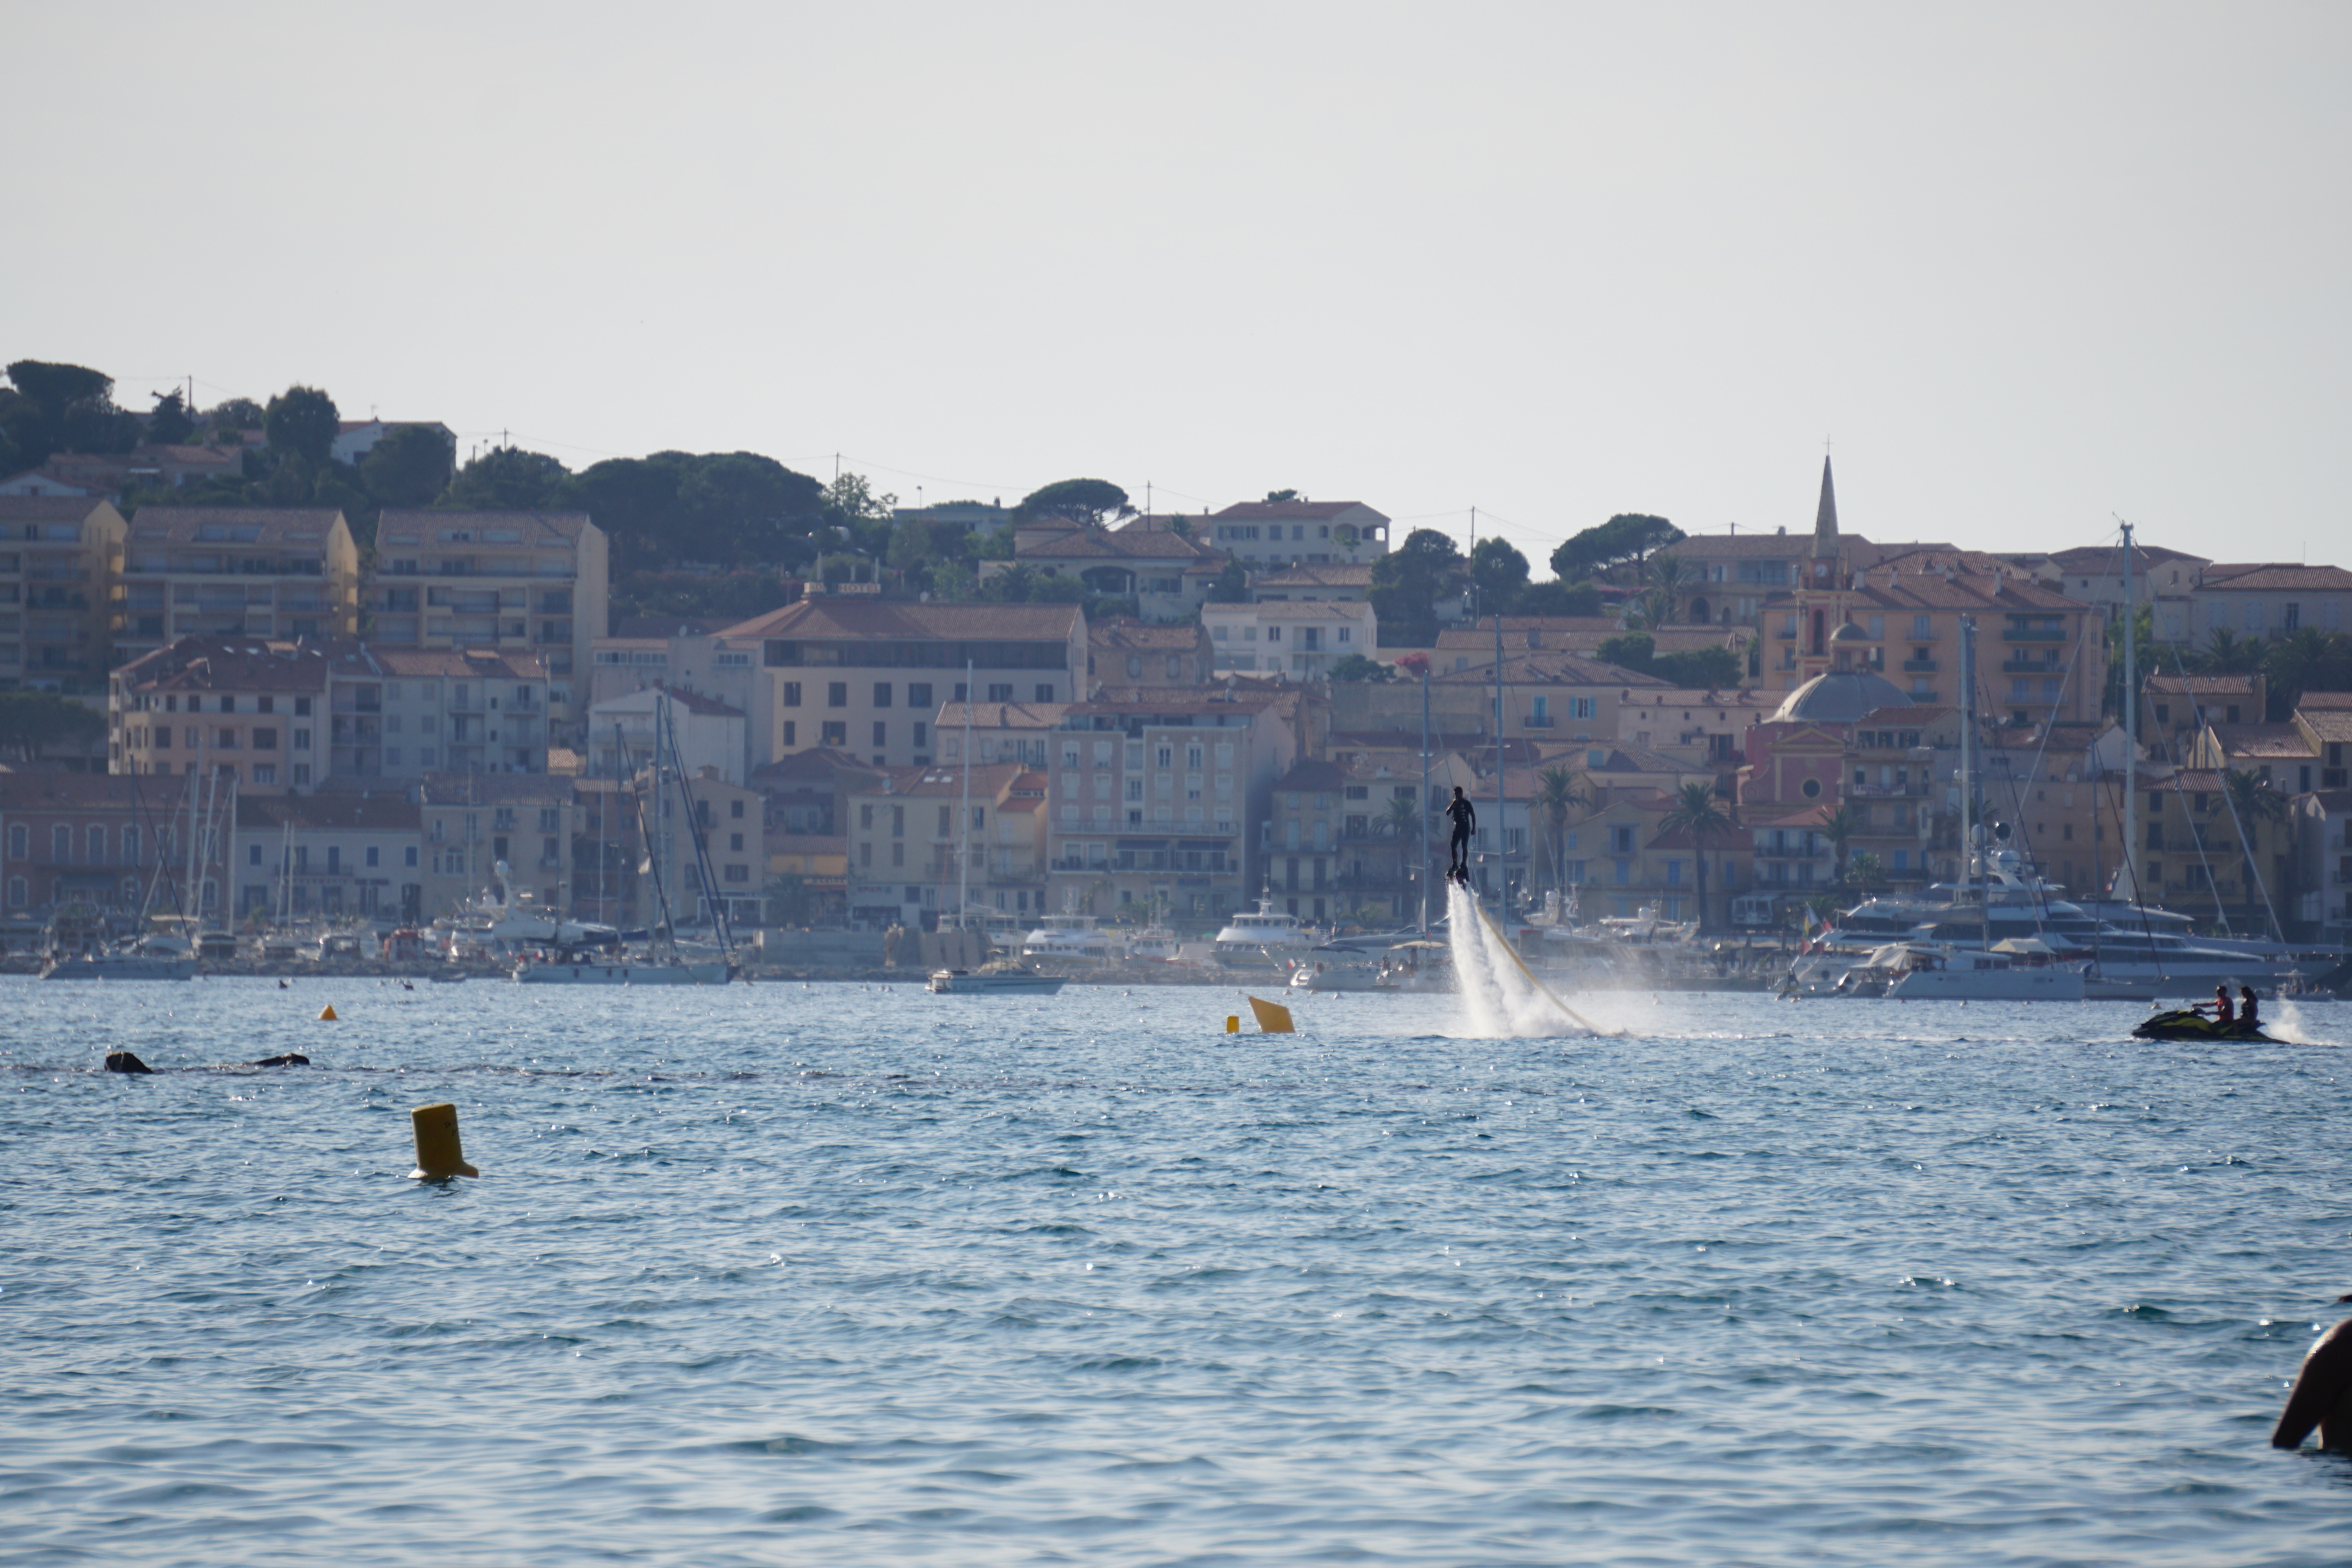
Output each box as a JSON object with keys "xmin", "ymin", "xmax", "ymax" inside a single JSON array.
[
  {"xmin": 113, "ymin": 507, "xmax": 359, "ymax": 667},
  {"xmin": 346, "ymin": 647, "xmax": 550, "ymax": 781},
  {"xmin": 0, "ymin": 495, "xmax": 125, "ymax": 691},
  {"xmin": 587, "ymin": 684, "xmax": 747, "ymax": 784},
  {"xmin": 368, "ymin": 509, "xmax": 609, "ymax": 738},
  {"xmin": 231, "ymin": 793, "xmax": 423, "ymax": 921},
  {"xmin": 2190, "ymin": 564, "xmax": 2352, "ymax": 642},
  {"xmin": 1206, "ymin": 501, "xmax": 1389, "ymax": 568},
  {"xmin": 1202, "ymin": 599, "xmax": 1376, "ymax": 678}
]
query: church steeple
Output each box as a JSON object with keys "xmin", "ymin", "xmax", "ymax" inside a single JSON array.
[{"xmin": 1812, "ymin": 454, "xmax": 1840, "ymax": 560}]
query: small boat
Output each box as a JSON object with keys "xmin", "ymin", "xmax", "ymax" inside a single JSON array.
[
  {"xmin": 2131, "ymin": 1008, "xmax": 2280, "ymax": 1043},
  {"xmin": 927, "ymin": 966, "xmax": 1067, "ymax": 995},
  {"xmin": 515, "ymin": 947, "xmax": 733, "ymax": 984},
  {"xmin": 1212, "ymin": 898, "xmax": 1316, "ymax": 963},
  {"xmin": 1124, "ymin": 925, "xmax": 1182, "ymax": 962}
]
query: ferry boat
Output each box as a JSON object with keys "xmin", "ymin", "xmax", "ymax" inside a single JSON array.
[
  {"xmin": 1123, "ymin": 925, "xmax": 1182, "ymax": 962},
  {"xmin": 927, "ymin": 966, "xmax": 1068, "ymax": 995},
  {"xmin": 1212, "ymin": 898, "xmax": 1317, "ymax": 962},
  {"xmin": 1021, "ymin": 914, "xmax": 1120, "ymax": 964}
]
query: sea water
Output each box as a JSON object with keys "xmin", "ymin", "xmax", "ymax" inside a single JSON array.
[{"xmin": 4, "ymin": 975, "xmax": 2352, "ymax": 1566}]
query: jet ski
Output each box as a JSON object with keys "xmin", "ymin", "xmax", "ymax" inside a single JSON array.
[{"xmin": 2132, "ymin": 1008, "xmax": 2279, "ymax": 1043}]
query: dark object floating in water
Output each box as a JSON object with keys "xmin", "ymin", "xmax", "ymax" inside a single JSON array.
[
  {"xmin": 250, "ymin": 1053, "xmax": 310, "ymax": 1068},
  {"xmin": 2274, "ymin": 1296, "xmax": 2352, "ymax": 1449},
  {"xmin": 2132, "ymin": 1008, "xmax": 2278, "ymax": 1044},
  {"xmin": 104, "ymin": 1051, "xmax": 153, "ymax": 1074}
]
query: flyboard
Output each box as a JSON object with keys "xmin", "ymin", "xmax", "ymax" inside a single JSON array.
[{"xmin": 1461, "ymin": 886, "xmax": 1611, "ymax": 1036}]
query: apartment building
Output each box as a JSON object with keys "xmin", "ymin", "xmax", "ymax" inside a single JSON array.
[
  {"xmin": 0, "ymin": 496, "xmax": 125, "ymax": 690},
  {"xmin": 2141, "ymin": 673, "xmax": 2265, "ymax": 756},
  {"xmin": 1206, "ymin": 501, "xmax": 1389, "ymax": 567},
  {"xmin": 111, "ymin": 637, "xmax": 333, "ymax": 791},
  {"xmin": 1041, "ymin": 690, "xmax": 1298, "ymax": 922},
  {"xmin": 231, "ymin": 793, "xmax": 423, "ymax": 921},
  {"xmin": 1249, "ymin": 562, "xmax": 1374, "ymax": 604},
  {"xmin": 2190, "ymin": 563, "xmax": 2352, "ymax": 642},
  {"xmin": 997, "ymin": 517, "xmax": 1225, "ymax": 623},
  {"xmin": 843, "ymin": 761, "xmax": 1044, "ymax": 928},
  {"xmin": 0, "ymin": 773, "xmax": 177, "ymax": 922},
  {"xmin": 1202, "ymin": 599, "xmax": 1375, "ymax": 678},
  {"xmin": 416, "ymin": 772, "xmax": 579, "ymax": 919},
  {"xmin": 634, "ymin": 767, "xmax": 767, "ymax": 930},
  {"xmin": 587, "ymin": 684, "xmax": 747, "ymax": 784},
  {"xmin": 1088, "ymin": 618, "xmax": 1216, "ymax": 687},
  {"xmin": 660, "ymin": 598, "xmax": 1088, "ymax": 777},
  {"xmin": 1612, "ymin": 686, "xmax": 1780, "ymax": 770},
  {"xmin": 369, "ymin": 509, "xmax": 609, "ymax": 735},
  {"xmin": 1341, "ymin": 650, "xmax": 1668, "ymax": 743},
  {"xmin": 2012, "ymin": 542, "xmax": 2207, "ymax": 642},
  {"xmin": 2293, "ymin": 788, "xmax": 2352, "ymax": 937},
  {"xmin": 353, "ymin": 647, "xmax": 550, "ymax": 781},
  {"xmin": 113, "ymin": 507, "xmax": 358, "ymax": 667}
]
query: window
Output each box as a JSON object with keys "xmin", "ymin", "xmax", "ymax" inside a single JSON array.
[
  {"xmin": 294, "ymin": 697, "xmax": 311, "ymax": 717},
  {"xmin": 154, "ymin": 724, "xmax": 173, "ymax": 749},
  {"xmin": 827, "ymin": 682, "xmax": 847, "ymax": 707},
  {"xmin": 252, "ymin": 764, "xmax": 277, "ymax": 784},
  {"xmin": 52, "ymin": 826, "xmax": 69, "ymax": 860},
  {"xmin": 8, "ymin": 824, "xmax": 26, "ymax": 861},
  {"xmin": 293, "ymin": 729, "xmax": 311, "ymax": 750},
  {"xmin": 723, "ymin": 864, "xmax": 749, "ymax": 883},
  {"xmin": 907, "ymin": 683, "xmax": 932, "ymax": 709},
  {"xmin": 874, "ymin": 683, "xmax": 893, "ymax": 708},
  {"xmin": 6, "ymin": 878, "xmax": 22, "ymax": 909},
  {"xmin": 987, "ymin": 684, "xmax": 1013, "ymax": 702},
  {"xmin": 365, "ymin": 846, "xmax": 380, "ymax": 868},
  {"xmin": 783, "ymin": 681, "xmax": 801, "ymax": 707},
  {"xmin": 253, "ymin": 727, "xmax": 278, "ymax": 750},
  {"xmin": 913, "ymin": 721, "xmax": 928, "ymax": 750},
  {"xmin": 405, "ymin": 847, "xmax": 419, "ymax": 868},
  {"xmin": 781, "ymin": 721, "xmax": 796, "ymax": 747},
  {"xmin": 821, "ymin": 721, "xmax": 846, "ymax": 746},
  {"xmin": 1912, "ymin": 614, "xmax": 1932, "ymax": 639},
  {"xmin": 872, "ymin": 721, "xmax": 887, "ymax": 747},
  {"xmin": 1034, "ymin": 684, "xmax": 1055, "ymax": 703}
]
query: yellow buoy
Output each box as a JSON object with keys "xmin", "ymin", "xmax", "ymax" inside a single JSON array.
[
  {"xmin": 318, "ymin": 1004, "xmax": 338, "ymax": 1021},
  {"xmin": 1225, "ymin": 1014, "xmax": 1240, "ymax": 1034},
  {"xmin": 409, "ymin": 1102, "xmax": 479, "ymax": 1180},
  {"xmin": 1246, "ymin": 995, "xmax": 1294, "ymax": 1034}
]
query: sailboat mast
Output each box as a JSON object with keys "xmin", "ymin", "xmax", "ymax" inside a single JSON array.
[
  {"xmin": 2120, "ymin": 522, "xmax": 2137, "ymax": 906},
  {"xmin": 1961, "ymin": 614, "xmax": 1986, "ymax": 950},
  {"xmin": 1492, "ymin": 609, "xmax": 1504, "ymax": 913},
  {"xmin": 1419, "ymin": 661, "xmax": 1431, "ymax": 935}
]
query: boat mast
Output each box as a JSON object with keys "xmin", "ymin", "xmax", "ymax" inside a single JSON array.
[
  {"xmin": 958, "ymin": 657, "xmax": 973, "ymax": 931},
  {"xmin": 2120, "ymin": 521, "xmax": 2137, "ymax": 907},
  {"xmin": 1962, "ymin": 614, "xmax": 1987, "ymax": 952},
  {"xmin": 1419, "ymin": 658, "xmax": 1431, "ymax": 934},
  {"xmin": 1492, "ymin": 607, "xmax": 1504, "ymax": 914}
]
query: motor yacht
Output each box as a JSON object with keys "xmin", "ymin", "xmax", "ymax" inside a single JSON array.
[
  {"xmin": 1212, "ymin": 898, "xmax": 1316, "ymax": 962},
  {"xmin": 1021, "ymin": 914, "xmax": 1120, "ymax": 964}
]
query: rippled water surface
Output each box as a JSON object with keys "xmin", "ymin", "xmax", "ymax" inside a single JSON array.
[{"xmin": 6, "ymin": 978, "xmax": 2352, "ymax": 1565}]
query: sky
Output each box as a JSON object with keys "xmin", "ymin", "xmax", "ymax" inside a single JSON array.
[{"xmin": 8, "ymin": 2, "xmax": 2348, "ymax": 574}]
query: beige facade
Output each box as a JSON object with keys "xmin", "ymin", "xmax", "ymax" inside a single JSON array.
[
  {"xmin": 1203, "ymin": 599, "xmax": 1376, "ymax": 678},
  {"xmin": 416, "ymin": 773, "xmax": 579, "ymax": 919},
  {"xmin": 231, "ymin": 793, "xmax": 423, "ymax": 922},
  {"xmin": 368, "ymin": 509, "xmax": 609, "ymax": 739},
  {"xmin": 110, "ymin": 638, "xmax": 332, "ymax": 793},
  {"xmin": 0, "ymin": 496, "xmax": 125, "ymax": 690},
  {"xmin": 843, "ymin": 762, "xmax": 1045, "ymax": 928},
  {"xmin": 114, "ymin": 507, "xmax": 358, "ymax": 667}
]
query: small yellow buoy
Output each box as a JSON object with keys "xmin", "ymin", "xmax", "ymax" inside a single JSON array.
[
  {"xmin": 409, "ymin": 1102, "xmax": 479, "ymax": 1180},
  {"xmin": 1246, "ymin": 995, "xmax": 1294, "ymax": 1034},
  {"xmin": 318, "ymin": 1004, "xmax": 338, "ymax": 1021},
  {"xmin": 1225, "ymin": 1015, "xmax": 1240, "ymax": 1034}
]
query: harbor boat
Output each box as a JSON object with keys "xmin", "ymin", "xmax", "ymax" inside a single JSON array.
[
  {"xmin": 1123, "ymin": 924, "xmax": 1182, "ymax": 962},
  {"xmin": 927, "ymin": 965, "xmax": 1068, "ymax": 995},
  {"xmin": 1021, "ymin": 913, "xmax": 1120, "ymax": 964},
  {"xmin": 1212, "ymin": 898, "xmax": 1317, "ymax": 963},
  {"xmin": 515, "ymin": 948, "xmax": 733, "ymax": 985},
  {"xmin": 1287, "ymin": 943, "xmax": 1395, "ymax": 991},
  {"xmin": 2132, "ymin": 1007, "xmax": 2280, "ymax": 1043},
  {"xmin": 1883, "ymin": 944, "xmax": 2089, "ymax": 1001},
  {"xmin": 38, "ymin": 906, "xmax": 194, "ymax": 981}
]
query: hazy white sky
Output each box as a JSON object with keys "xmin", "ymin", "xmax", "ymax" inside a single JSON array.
[{"xmin": 11, "ymin": 2, "xmax": 2347, "ymax": 573}]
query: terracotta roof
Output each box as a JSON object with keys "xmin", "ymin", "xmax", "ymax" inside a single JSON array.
[
  {"xmin": 0, "ymin": 773, "xmax": 165, "ymax": 811},
  {"xmin": 1017, "ymin": 529, "xmax": 1220, "ymax": 563},
  {"xmin": 2198, "ymin": 563, "xmax": 2352, "ymax": 592},
  {"xmin": 716, "ymin": 599, "xmax": 1083, "ymax": 643},
  {"xmin": 2296, "ymin": 707, "xmax": 2352, "ymax": 744},
  {"xmin": 1212, "ymin": 501, "xmax": 1386, "ymax": 523},
  {"xmin": 1618, "ymin": 687, "xmax": 1780, "ymax": 713},
  {"xmin": 2146, "ymin": 673, "xmax": 2260, "ymax": 696},
  {"xmin": 853, "ymin": 762, "xmax": 1028, "ymax": 799},
  {"xmin": 1252, "ymin": 563, "xmax": 1375, "ymax": 587},
  {"xmin": 369, "ymin": 646, "xmax": 546, "ymax": 680},
  {"xmin": 1089, "ymin": 619, "xmax": 1209, "ymax": 651},
  {"xmin": 0, "ymin": 496, "xmax": 117, "ymax": 524},
  {"xmin": 116, "ymin": 636, "xmax": 333, "ymax": 693},
  {"xmin": 1429, "ymin": 651, "xmax": 1670, "ymax": 687},
  {"xmin": 1272, "ymin": 759, "xmax": 1348, "ymax": 791},
  {"xmin": 375, "ymin": 509, "xmax": 593, "ymax": 543},
  {"xmin": 589, "ymin": 681, "xmax": 741, "ymax": 718},
  {"xmin": 1669, "ymin": 533, "xmax": 1840, "ymax": 558},
  {"xmin": 126, "ymin": 506, "xmax": 346, "ymax": 544},
  {"xmin": 416, "ymin": 773, "xmax": 574, "ymax": 805},
  {"xmin": 2298, "ymin": 691, "xmax": 2352, "ymax": 711},
  {"xmin": 2208, "ymin": 723, "xmax": 2317, "ymax": 758},
  {"xmin": 1206, "ymin": 600, "xmax": 1372, "ymax": 621},
  {"xmin": 2039, "ymin": 543, "xmax": 2209, "ymax": 572},
  {"xmin": 934, "ymin": 701, "xmax": 1069, "ymax": 730}
]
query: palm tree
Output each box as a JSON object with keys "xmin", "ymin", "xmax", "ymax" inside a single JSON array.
[
  {"xmin": 1382, "ymin": 793, "xmax": 1421, "ymax": 917},
  {"xmin": 2263, "ymin": 627, "xmax": 2334, "ymax": 720},
  {"xmin": 1533, "ymin": 767, "xmax": 1589, "ymax": 892},
  {"xmin": 1646, "ymin": 554, "xmax": 1693, "ymax": 625},
  {"xmin": 1659, "ymin": 781, "xmax": 1732, "ymax": 930},
  {"xmin": 2223, "ymin": 768, "xmax": 2288, "ymax": 930},
  {"xmin": 1820, "ymin": 804, "xmax": 1858, "ymax": 885},
  {"xmin": 2199, "ymin": 627, "xmax": 2266, "ymax": 676}
]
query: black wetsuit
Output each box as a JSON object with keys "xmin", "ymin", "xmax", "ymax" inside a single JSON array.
[
  {"xmin": 2240, "ymin": 990, "xmax": 2260, "ymax": 1032},
  {"xmin": 1445, "ymin": 796, "xmax": 1476, "ymax": 877}
]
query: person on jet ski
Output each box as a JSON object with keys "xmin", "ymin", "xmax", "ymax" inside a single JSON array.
[
  {"xmin": 2240, "ymin": 986, "xmax": 2260, "ymax": 1032},
  {"xmin": 2207, "ymin": 984, "xmax": 2234, "ymax": 1026}
]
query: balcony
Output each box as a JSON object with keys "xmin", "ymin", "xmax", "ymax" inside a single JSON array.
[
  {"xmin": 2001, "ymin": 657, "xmax": 2063, "ymax": 674},
  {"xmin": 1901, "ymin": 657, "xmax": 1938, "ymax": 673},
  {"xmin": 2002, "ymin": 626, "xmax": 2067, "ymax": 642},
  {"xmin": 1846, "ymin": 781, "xmax": 1927, "ymax": 798}
]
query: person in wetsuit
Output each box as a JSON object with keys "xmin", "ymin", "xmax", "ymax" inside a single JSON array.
[
  {"xmin": 2240, "ymin": 986, "xmax": 2260, "ymax": 1032},
  {"xmin": 1445, "ymin": 786, "xmax": 1476, "ymax": 883}
]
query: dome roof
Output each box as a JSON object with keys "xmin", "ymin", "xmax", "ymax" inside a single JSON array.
[
  {"xmin": 1770, "ymin": 668, "xmax": 1913, "ymax": 725},
  {"xmin": 1829, "ymin": 620, "xmax": 1872, "ymax": 643}
]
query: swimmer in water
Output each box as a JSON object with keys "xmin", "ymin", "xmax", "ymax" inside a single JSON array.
[{"xmin": 2274, "ymin": 1293, "xmax": 2352, "ymax": 1448}]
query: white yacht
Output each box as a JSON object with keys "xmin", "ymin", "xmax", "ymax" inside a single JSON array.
[
  {"xmin": 1021, "ymin": 914, "xmax": 1120, "ymax": 964},
  {"xmin": 38, "ymin": 910, "xmax": 194, "ymax": 981},
  {"xmin": 1883, "ymin": 945, "xmax": 2089, "ymax": 1001},
  {"xmin": 1212, "ymin": 898, "xmax": 1317, "ymax": 962},
  {"xmin": 927, "ymin": 966, "xmax": 1067, "ymax": 995},
  {"xmin": 1124, "ymin": 925, "xmax": 1182, "ymax": 962}
]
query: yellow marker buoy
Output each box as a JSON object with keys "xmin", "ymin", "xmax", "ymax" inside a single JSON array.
[
  {"xmin": 318, "ymin": 1004, "xmax": 338, "ymax": 1021},
  {"xmin": 1246, "ymin": 995, "xmax": 1294, "ymax": 1033},
  {"xmin": 1225, "ymin": 1015, "xmax": 1240, "ymax": 1034},
  {"xmin": 409, "ymin": 1102, "xmax": 479, "ymax": 1180}
]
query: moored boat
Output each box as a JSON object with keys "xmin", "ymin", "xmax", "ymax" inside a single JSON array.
[{"xmin": 927, "ymin": 966, "xmax": 1067, "ymax": 995}]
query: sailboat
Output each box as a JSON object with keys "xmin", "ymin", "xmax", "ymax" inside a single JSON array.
[{"xmin": 931, "ymin": 660, "xmax": 1068, "ymax": 996}]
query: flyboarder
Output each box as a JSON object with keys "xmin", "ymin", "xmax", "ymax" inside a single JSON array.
[{"xmin": 1445, "ymin": 785, "xmax": 1476, "ymax": 885}]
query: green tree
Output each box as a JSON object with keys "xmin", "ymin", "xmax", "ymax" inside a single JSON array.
[
  {"xmin": 264, "ymin": 385, "xmax": 340, "ymax": 465},
  {"xmin": 1595, "ymin": 630, "xmax": 1656, "ymax": 673},
  {"xmin": 360, "ymin": 423, "xmax": 456, "ymax": 508},
  {"xmin": 1017, "ymin": 477, "xmax": 1131, "ymax": 529},
  {"xmin": 2197, "ymin": 627, "xmax": 2266, "ymax": 676},
  {"xmin": 1468, "ymin": 537, "xmax": 1530, "ymax": 616},
  {"xmin": 1206, "ymin": 559, "xmax": 1250, "ymax": 603},
  {"xmin": 1821, "ymin": 805, "xmax": 1858, "ymax": 884},
  {"xmin": 445, "ymin": 444, "xmax": 572, "ymax": 510},
  {"xmin": 1660, "ymin": 781, "xmax": 1731, "ymax": 930},
  {"xmin": 1327, "ymin": 653, "xmax": 1391, "ymax": 683},
  {"xmin": 4, "ymin": 359, "xmax": 139, "ymax": 462},
  {"xmin": 2263, "ymin": 628, "xmax": 2352, "ymax": 720},
  {"xmin": 1369, "ymin": 528, "xmax": 1466, "ymax": 644},
  {"xmin": 0, "ymin": 691, "xmax": 106, "ymax": 760},
  {"xmin": 1550, "ymin": 513, "xmax": 1683, "ymax": 583},
  {"xmin": 1534, "ymin": 766, "xmax": 1591, "ymax": 894},
  {"xmin": 1846, "ymin": 850, "xmax": 1886, "ymax": 890},
  {"xmin": 1517, "ymin": 579, "xmax": 1602, "ymax": 617},
  {"xmin": 1653, "ymin": 646, "xmax": 1744, "ymax": 688},
  {"xmin": 1645, "ymin": 553, "xmax": 1693, "ymax": 623},
  {"xmin": 1264, "ymin": 488, "xmax": 1302, "ymax": 503},
  {"xmin": 2223, "ymin": 768, "xmax": 2288, "ymax": 928},
  {"xmin": 146, "ymin": 389, "xmax": 195, "ymax": 445}
]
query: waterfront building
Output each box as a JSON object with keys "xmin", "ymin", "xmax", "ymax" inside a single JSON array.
[
  {"xmin": 0, "ymin": 495, "xmax": 126, "ymax": 690},
  {"xmin": 1201, "ymin": 599, "xmax": 1375, "ymax": 678},
  {"xmin": 113, "ymin": 507, "xmax": 358, "ymax": 667},
  {"xmin": 841, "ymin": 761, "xmax": 1043, "ymax": 930},
  {"xmin": 230, "ymin": 792, "xmax": 422, "ymax": 921}
]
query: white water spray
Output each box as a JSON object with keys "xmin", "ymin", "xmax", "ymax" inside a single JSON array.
[{"xmin": 1444, "ymin": 883, "xmax": 1591, "ymax": 1037}]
